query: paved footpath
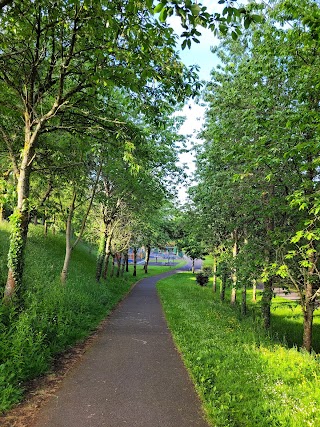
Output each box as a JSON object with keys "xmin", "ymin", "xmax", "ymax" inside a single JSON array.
[{"xmin": 33, "ymin": 260, "xmax": 209, "ymax": 427}]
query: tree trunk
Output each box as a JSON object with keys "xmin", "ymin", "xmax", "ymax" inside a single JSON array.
[
  {"xmin": 33, "ymin": 211, "xmax": 38, "ymax": 225},
  {"xmin": 121, "ymin": 253, "xmax": 126, "ymax": 276},
  {"xmin": 44, "ymin": 219, "xmax": 48, "ymax": 236},
  {"xmin": 96, "ymin": 232, "xmax": 107, "ymax": 282},
  {"xmin": 4, "ymin": 144, "xmax": 34, "ymax": 302},
  {"xmin": 125, "ymin": 251, "xmax": 129, "ymax": 272},
  {"xmin": 241, "ymin": 281, "xmax": 247, "ymax": 316},
  {"xmin": 60, "ymin": 194, "xmax": 75, "ymax": 284},
  {"xmin": 302, "ymin": 284, "xmax": 315, "ymax": 352},
  {"xmin": 252, "ymin": 279, "xmax": 257, "ymax": 302},
  {"xmin": 102, "ymin": 232, "xmax": 113, "ymax": 280},
  {"xmin": 133, "ymin": 247, "xmax": 137, "ymax": 277},
  {"xmin": 192, "ymin": 258, "xmax": 195, "ymax": 274},
  {"xmin": 262, "ymin": 277, "xmax": 273, "ymax": 329},
  {"xmin": 0, "ymin": 204, "xmax": 5, "ymax": 221},
  {"xmin": 103, "ymin": 253, "xmax": 110, "ymax": 279},
  {"xmin": 144, "ymin": 244, "xmax": 151, "ymax": 274},
  {"xmin": 302, "ymin": 253, "xmax": 316, "ymax": 352},
  {"xmin": 230, "ymin": 229, "xmax": 238, "ymax": 306},
  {"xmin": 116, "ymin": 253, "xmax": 122, "ymax": 277},
  {"xmin": 220, "ymin": 263, "xmax": 227, "ymax": 302},
  {"xmin": 110, "ymin": 254, "xmax": 115, "ymax": 277},
  {"xmin": 261, "ymin": 187, "xmax": 275, "ymax": 329},
  {"xmin": 212, "ymin": 255, "xmax": 217, "ymax": 293},
  {"xmin": 231, "ymin": 287, "xmax": 237, "ymax": 305}
]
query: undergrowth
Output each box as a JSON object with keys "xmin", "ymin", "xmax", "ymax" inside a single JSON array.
[
  {"xmin": 157, "ymin": 273, "xmax": 320, "ymax": 427},
  {"xmin": 0, "ymin": 222, "xmax": 176, "ymax": 412}
]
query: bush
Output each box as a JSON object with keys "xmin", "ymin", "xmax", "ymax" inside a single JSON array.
[{"xmin": 195, "ymin": 271, "xmax": 209, "ymax": 286}]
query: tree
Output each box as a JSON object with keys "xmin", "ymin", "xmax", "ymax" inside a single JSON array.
[
  {"xmin": 191, "ymin": 0, "xmax": 320, "ymax": 351},
  {"xmin": 0, "ymin": 0, "xmax": 198, "ymax": 302}
]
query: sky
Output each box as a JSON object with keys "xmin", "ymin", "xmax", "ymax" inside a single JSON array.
[{"xmin": 168, "ymin": 6, "xmax": 221, "ymax": 202}]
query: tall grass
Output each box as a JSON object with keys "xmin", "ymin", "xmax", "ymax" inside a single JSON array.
[
  {"xmin": 0, "ymin": 222, "xmax": 175, "ymax": 411},
  {"xmin": 157, "ymin": 273, "xmax": 320, "ymax": 427}
]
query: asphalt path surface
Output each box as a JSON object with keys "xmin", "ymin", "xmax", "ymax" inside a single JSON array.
[{"xmin": 33, "ymin": 258, "xmax": 208, "ymax": 427}]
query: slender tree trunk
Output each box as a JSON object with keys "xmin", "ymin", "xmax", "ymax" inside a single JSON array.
[
  {"xmin": 230, "ymin": 229, "xmax": 238, "ymax": 306},
  {"xmin": 144, "ymin": 244, "xmax": 151, "ymax": 274},
  {"xmin": 262, "ymin": 277, "xmax": 273, "ymax": 329},
  {"xmin": 103, "ymin": 253, "xmax": 110, "ymax": 279},
  {"xmin": 110, "ymin": 254, "xmax": 115, "ymax": 277},
  {"xmin": 61, "ymin": 193, "xmax": 76, "ymax": 284},
  {"xmin": 96, "ymin": 232, "xmax": 107, "ymax": 282},
  {"xmin": 121, "ymin": 253, "xmax": 126, "ymax": 276},
  {"xmin": 220, "ymin": 263, "xmax": 227, "ymax": 302},
  {"xmin": 241, "ymin": 281, "xmax": 247, "ymax": 316},
  {"xmin": 125, "ymin": 251, "xmax": 129, "ymax": 272},
  {"xmin": 302, "ymin": 282, "xmax": 315, "ymax": 352},
  {"xmin": 230, "ymin": 287, "xmax": 237, "ymax": 305},
  {"xmin": 252, "ymin": 279, "xmax": 257, "ymax": 302},
  {"xmin": 44, "ymin": 219, "xmax": 48, "ymax": 236},
  {"xmin": 301, "ymin": 160, "xmax": 316, "ymax": 352},
  {"xmin": 102, "ymin": 229, "xmax": 114, "ymax": 280},
  {"xmin": 192, "ymin": 258, "xmax": 195, "ymax": 274},
  {"xmin": 212, "ymin": 255, "xmax": 217, "ymax": 293},
  {"xmin": 261, "ymin": 188, "xmax": 275, "ymax": 329},
  {"xmin": 0, "ymin": 204, "xmax": 4, "ymax": 221},
  {"xmin": 133, "ymin": 247, "xmax": 137, "ymax": 277},
  {"xmin": 33, "ymin": 211, "xmax": 38, "ymax": 225},
  {"xmin": 302, "ymin": 252, "xmax": 316, "ymax": 352},
  {"xmin": 52, "ymin": 215, "xmax": 56, "ymax": 235},
  {"xmin": 116, "ymin": 253, "xmax": 122, "ymax": 277}
]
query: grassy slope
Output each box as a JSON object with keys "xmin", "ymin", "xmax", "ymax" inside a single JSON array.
[
  {"xmin": 0, "ymin": 222, "xmax": 179, "ymax": 411},
  {"xmin": 157, "ymin": 273, "xmax": 320, "ymax": 427}
]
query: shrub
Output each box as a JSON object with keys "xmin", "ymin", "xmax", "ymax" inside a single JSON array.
[{"xmin": 195, "ymin": 271, "xmax": 209, "ymax": 286}]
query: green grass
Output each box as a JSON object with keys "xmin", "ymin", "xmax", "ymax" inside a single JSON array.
[
  {"xmin": 270, "ymin": 296, "xmax": 320, "ymax": 352},
  {"xmin": 157, "ymin": 273, "xmax": 320, "ymax": 427},
  {"xmin": 0, "ymin": 222, "xmax": 176, "ymax": 412}
]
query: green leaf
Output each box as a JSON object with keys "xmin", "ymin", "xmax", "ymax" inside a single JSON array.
[
  {"xmin": 244, "ymin": 18, "xmax": 251, "ymax": 29},
  {"xmin": 159, "ymin": 7, "xmax": 168, "ymax": 22},
  {"xmin": 190, "ymin": 4, "xmax": 201, "ymax": 16},
  {"xmin": 146, "ymin": 0, "xmax": 153, "ymax": 9},
  {"xmin": 251, "ymin": 14, "xmax": 264, "ymax": 23},
  {"xmin": 154, "ymin": 2, "xmax": 165, "ymax": 14}
]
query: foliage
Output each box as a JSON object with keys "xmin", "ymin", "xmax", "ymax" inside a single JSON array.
[{"xmin": 189, "ymin": 0, "xmax": 320, "ymax": 349}]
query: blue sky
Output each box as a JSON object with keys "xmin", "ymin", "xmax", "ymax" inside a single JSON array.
[{"xmin": 168, "ymin": 2, "xmax": 222, "ymax": 201}]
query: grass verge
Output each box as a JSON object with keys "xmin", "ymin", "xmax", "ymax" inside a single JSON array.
[
  {"xmin": 157, "ymin": 272, "xmax": 320, "ymax": 427},
  {"xmin": 0, "ymin": 222, "xmax": 175, "ymax": 412}
]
